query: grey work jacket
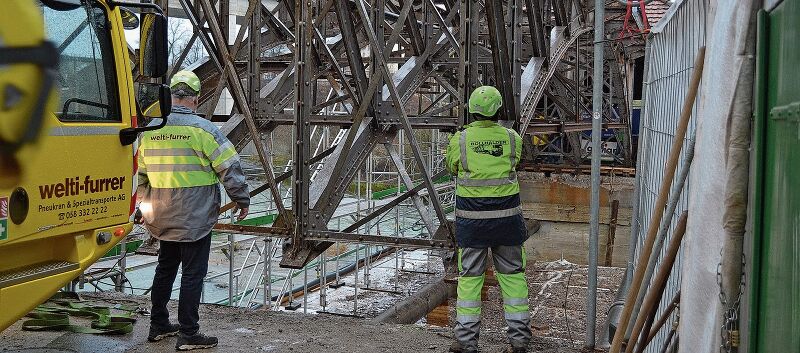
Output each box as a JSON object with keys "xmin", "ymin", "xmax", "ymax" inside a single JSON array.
[{"xmin": 137, "ymin": 106, "xmax": 250, "ymax": 242}]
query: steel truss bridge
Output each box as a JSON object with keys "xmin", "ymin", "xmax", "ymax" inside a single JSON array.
[{"xmin": 141, "ymin": 0, "xmax": 647, "ymax": 268}]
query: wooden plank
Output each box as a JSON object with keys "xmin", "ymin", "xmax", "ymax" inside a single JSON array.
[
  {"xmin": 518, "ymin": 164, "xmax": 637, "ymax": 177},
  {"xmin": 605, "ymin": 199, "xmax": 620, "ymax": 266},
  {"xmin": 426, "ymin": 304, "xmax": 450, "ymax": 327},
  {"xmin": 522, "ymin": 203, "xmax": 632, "ymax": 226},
  {"xmin": 519, "ymin": 179, "xmax": 635, "ymax": 208}
]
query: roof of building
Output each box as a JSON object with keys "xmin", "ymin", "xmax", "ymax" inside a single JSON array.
[{"xmin": 644, "ymin": 0, "xmax": 675, "ymax": 27}]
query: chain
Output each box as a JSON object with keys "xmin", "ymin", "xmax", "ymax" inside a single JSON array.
[{"xmin": 717, "ymin": 253, "xmax": 746, "ymax": 353}]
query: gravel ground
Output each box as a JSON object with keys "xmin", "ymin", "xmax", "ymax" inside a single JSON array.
[
  {"xmin": 1, "ymin": 261, "xmax": 622, "ymax": 353},
  {"xmin": 445, "ymin": 260, "xmax": 624, "ymax": 353}
]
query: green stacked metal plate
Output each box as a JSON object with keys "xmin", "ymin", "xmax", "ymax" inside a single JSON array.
[{"xmin": 751, "ymin": 0, "xmax": 800, "ymax": 351}]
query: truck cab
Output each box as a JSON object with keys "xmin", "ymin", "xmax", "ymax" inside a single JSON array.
[{"xmin": 0, "ymin": 0, "xmax": 170, "ymax": 331}]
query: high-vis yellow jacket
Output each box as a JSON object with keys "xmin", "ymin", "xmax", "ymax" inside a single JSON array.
[
  {"xmin": 137, "ymin": 106, "xmax": 250, "ymax": 242},
  {"xmin": 446, "ymin": 119, "xmax": 527, "ymax": 248},
  {"xmin": 446, "ymin": 120, "xmax": 522, "ymax": 198}
]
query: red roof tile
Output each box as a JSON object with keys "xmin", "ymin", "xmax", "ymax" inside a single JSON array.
[{"xmin": 642, "ymin": 0, "xmax": 674, "ymax": 27}]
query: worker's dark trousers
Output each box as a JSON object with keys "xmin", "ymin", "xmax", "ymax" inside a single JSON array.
[{"xmin": 150, "ymin": 233, "xmax": 211, "ymax": 335}]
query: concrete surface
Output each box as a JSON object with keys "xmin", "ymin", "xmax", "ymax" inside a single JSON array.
[
  {"xmin": 1, "ymin": 292, "xmax": 453, "ymax": 353},
  {"xmin": 519, "ymin": 172, "xmax": 634, "ymax": 267}
]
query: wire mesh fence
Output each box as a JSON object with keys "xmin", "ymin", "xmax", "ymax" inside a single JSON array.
[{"xmin": 635, "ymin": 1, "xmax": 708, "ymax": 351}]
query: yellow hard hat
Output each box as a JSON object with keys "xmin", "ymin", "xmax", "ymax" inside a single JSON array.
[
  {"xmin": 468, "ymin": 86, "xmax": 503, "ymax": 117},
  {"xmin": 170, "ymin": 70, "xmax": 201, "ymax": 94}
]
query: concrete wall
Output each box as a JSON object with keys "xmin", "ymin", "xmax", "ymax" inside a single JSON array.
[{"xmin": 519, "ymin": 173, "xmax": 634, "ymax": 268}]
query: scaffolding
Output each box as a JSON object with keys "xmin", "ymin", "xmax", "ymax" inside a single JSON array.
[
  {"xmin": 80, "ymin": 128, "xmax": 453, "ymax": 316},
  {"xmin": 78, "ymin": 0, "xmax": 650, "ymax": 318}
]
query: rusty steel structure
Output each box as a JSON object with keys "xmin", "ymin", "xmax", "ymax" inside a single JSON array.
[{"xmin": 145, "ymin": 0, "xmax": 647, "ymax": 269}]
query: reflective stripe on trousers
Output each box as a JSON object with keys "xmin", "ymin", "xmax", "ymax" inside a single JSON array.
[
  {"xmin": 454, "ymin": 246, "xmax": 531, "ymax": 347},
  {"xmin": 455, "ymin": 248, "xmax": 484, "ymax": 348},
  {"xmin": 498, "ymin": 270, "xmax": 531, "ymax": 344}
]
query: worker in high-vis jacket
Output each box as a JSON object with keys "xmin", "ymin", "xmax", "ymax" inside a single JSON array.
[
  {"xmin": 446, "ymin": 86, "xmax": 531, "ymax": 353},
  {"xmin": 137, "ymin": 70, "xmax": 250, "ymax": 351}
]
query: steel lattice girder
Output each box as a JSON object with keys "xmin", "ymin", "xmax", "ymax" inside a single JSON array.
[{"xmin": 166, "ymin": 0, "xmax": 647, "ymax": 268}]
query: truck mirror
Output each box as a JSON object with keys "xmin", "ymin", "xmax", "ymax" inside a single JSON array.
[
  {"xmin": 118, "ymin": 83, "xmax": 171, "ymax": 146},
  {"xmin": 119, "ymin": 7, "xmax": 139, "ymax": 30},
  {"xmin": 137, "ymin": 83, "xmax": 172, "ymax": 118},
  {"xmin": 138, "ymin": 12, "xmax": 167, "ymax": 78}
]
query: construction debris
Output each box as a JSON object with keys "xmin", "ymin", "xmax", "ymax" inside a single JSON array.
[
  {"xmin": 3, "ymin": 260, "xmax": 622, "ymax": 353},
  {"xmin": 445, "ymin": 261, "xmax": 624, "ymax": 352}
]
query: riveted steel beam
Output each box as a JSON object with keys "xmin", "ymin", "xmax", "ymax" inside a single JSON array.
[
  {"xmin": 182, "ymin": 0, "xmax": 643, "ymax": 271},
  {"xmin": 351, "ymin": 0, "xmax": 454, "ymax": 239},
  {"xmin": 196, "ymin": 0, "xmax": 290, "ymax": 223},
  {"xmin": 526, "ymin": 0, "xmax": 547, "ymax": 58},
  {"xmin": 485, "ymin": 0, "xmax": 517, "ymax": 126}
]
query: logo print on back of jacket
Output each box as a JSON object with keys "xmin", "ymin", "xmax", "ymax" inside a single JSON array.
[{"xmin": 470, "ymin": 140, "xmax": 506, "ymax": 157}]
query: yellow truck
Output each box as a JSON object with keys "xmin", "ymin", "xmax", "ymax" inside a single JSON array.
[{"xmin": 0, "ymin": 0, "xmax": 171, "ymax": 331}]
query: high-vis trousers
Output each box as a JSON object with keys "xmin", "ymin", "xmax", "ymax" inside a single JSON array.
[{"xmin": 455, "ymin": 246, "xmax": 531, "ymax": 349}]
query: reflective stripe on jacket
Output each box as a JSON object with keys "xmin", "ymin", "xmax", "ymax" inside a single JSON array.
[
  {"xmin": 137, "ymin": 106, "xmax": 250, "ymax": 242},
  {"xmin": 454, "ymin": 194, "xmax": 528, "ymax": 248}
]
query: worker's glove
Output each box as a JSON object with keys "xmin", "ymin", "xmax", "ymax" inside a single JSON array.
[
  {"xmin": 133, "ymin": 208, "xmax": 144, "ymax": 224},
  {"xmin": 232, "ymin": 206, "xmax": 249, "ymax": 222}
]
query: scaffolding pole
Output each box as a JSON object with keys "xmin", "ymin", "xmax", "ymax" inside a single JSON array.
[{"xmin": 587, "ymin": 0, "xmax": 605, "ymax": 348}]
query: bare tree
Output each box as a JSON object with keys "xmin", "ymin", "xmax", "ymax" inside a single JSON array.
[
  {"xmin": 184, "ymin": 40, "xmax": 204, "ymax": 67},
  {"xmin": 167, "ymin": 19, "xmax": 188, "ymax": 68},
  {"xmin": 167, "ymin": 19, "xmax": 206, "ymax": 72}
]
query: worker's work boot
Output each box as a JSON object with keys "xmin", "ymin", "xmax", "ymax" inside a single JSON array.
[
  {"xmin": 449, "ymin": 341, "xmax": 478, "ymax": 353},
  {"xmin": 147, "ymin": 323, "xmax": 180, "ymax": 342},
  {"xmin": 175, "ymin": 332, "xmax": 218, "ymax": 351}
]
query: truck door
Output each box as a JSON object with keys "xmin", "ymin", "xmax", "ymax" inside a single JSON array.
[{"xmin": 2, "ymin": 0, "xmax": 135, "ymax": 244}]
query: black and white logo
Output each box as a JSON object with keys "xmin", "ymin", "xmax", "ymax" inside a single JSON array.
[{"xmin": 470, "ymin": 140, "xmax": 506, "ymax": 157}]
